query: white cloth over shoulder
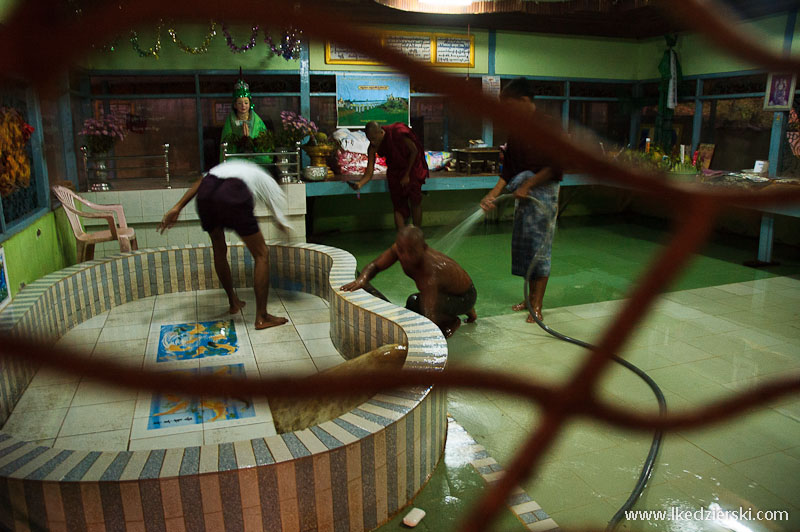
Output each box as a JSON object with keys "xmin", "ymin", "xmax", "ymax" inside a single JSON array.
[{"xmin": 206, "ymin": 160, "xmax": 290, "ymax": 230}]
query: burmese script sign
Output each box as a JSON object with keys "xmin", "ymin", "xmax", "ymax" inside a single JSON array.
[
  {"xmin": 436, "ymin": 36, "xmax": 473, "ymax": 66},
  {"xmin": 325, "ymin": 42, "xmax": 381, "ymax": 65},
  {"xmin": 325, "ymin": 31, "xmax": 474, "ymax": 67},
  {"xmin": 383, "ymin": 35, "xmax": 432, "ymax": 62}
]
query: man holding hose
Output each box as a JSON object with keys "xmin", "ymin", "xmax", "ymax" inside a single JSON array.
[{"xmin": 480, "ymin": 78, "xmax": 562, "ymax": 323}]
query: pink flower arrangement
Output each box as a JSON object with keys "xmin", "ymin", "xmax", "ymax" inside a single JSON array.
[
  {"xmin": 80, "ymin": 114, "xmax": 126, "ymax": 154},
  {"xmin": 279, "ymin": 110, "xmax": 317, "ymax": 145}
]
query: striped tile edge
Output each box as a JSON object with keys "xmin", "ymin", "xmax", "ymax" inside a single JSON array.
[
  {"xmin": 448, "ymin": 416, "xmax": 560, "ymax": 532},
  {"xmin": 0, "ymin": 242, "xmax": 449, "ymax": 532}
]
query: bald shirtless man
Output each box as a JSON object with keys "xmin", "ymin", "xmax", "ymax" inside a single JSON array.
[{"xmin": 340, "ymin": 226, "xmax": 477, "ymax": 338}]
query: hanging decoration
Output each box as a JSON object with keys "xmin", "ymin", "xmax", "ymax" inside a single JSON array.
[
  {"xmin": 223, "ymin": 23, "xmax": 259, "ymax": 53},
  {"xmin": 100, "ymin": 37, "xmax": 121, "ymax": 53},
  {"xmin": 264, "ymin": 27, "xmax": 303, "ymax": 61},
  {"xmin": 655, "ymin": 34, "xmax": 682, "ymax": 150},
  {"xmin": 130, "ymin": 21, "xmax": 163, "ymax": 59},
  {"xmin": 168, "ymin": 22, "xmax": 217, "ymax": 55},
  {"xmin": 0, "ymin": 107, "xmax": 34, "ymax": 198}
]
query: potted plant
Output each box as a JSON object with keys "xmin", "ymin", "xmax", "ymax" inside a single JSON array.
[
  {"xmin": 79, "ymin": 114, "xmax": 126, "ymax": 156},
  {"xmin": 276, "ymin": 110, "xmax": 316, "ymax": 149}
]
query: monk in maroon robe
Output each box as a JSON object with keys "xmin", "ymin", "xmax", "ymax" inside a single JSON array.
[{"xmin": 354, "ymin": 121, "xmax": 429, "ymax": 229}]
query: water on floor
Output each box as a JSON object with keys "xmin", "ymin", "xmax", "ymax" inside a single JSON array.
[{"xmin": 321, "ymin": 217, "xmax": 800, "ymax": 532}]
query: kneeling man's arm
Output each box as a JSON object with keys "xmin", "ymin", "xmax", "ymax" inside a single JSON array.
[{"xmin": 340, "ymin": 246, "xmax": 399, "ymax": 292}]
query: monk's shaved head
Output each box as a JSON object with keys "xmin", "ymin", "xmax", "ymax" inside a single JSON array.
[
  {"xmin": 365, "ymin": 121, "xmax": 384, "ymax": 144},
  {"xmin": 397, "ymin": 225, "xmax": 425, "ymax": 246}
]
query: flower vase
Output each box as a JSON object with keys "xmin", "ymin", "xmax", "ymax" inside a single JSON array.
[
  {"xmin": 90, "ymin": 153, "xmax": 111, "ymax": 191},
  {"xmin": 274, "ymin": 147, "xmax": 297, "ymax": 183}
]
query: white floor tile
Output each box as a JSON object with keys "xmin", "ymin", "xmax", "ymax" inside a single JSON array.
[
  {"xmin": 28, "ymin": 367, "xmax": 81, "ymax": 388},
  {"xmin": 104, "ymin": 310, "xmax": 153, "ymax": 328},
  {"xmin": 93, "ymin": 339, "xmax": 148, "ymax": 359},
  {"xmin": 59, "ymin": 401, "xmax": 136, "ymax": 437},
  {"xmin": 259, "ymin": 359, "xmax": 318, "ymax": 378},
  {"xmin": 128, "ymin": 430, "xmax": 204, "ymax": 451},
  {"xmin": 247, "ymin": 323, "xmax": 301, "ymax": 345},
  {"xmin": 288, "ymin": 308, "xmax": 331, "ymax": 325},
  {"xmin": 2, "ymin": 408, "xmax": 68, "ymax": 441},
  {"xmin": 55, "ymin": 429, "xmax": 131, "ymax": 452},
  {"xmin": 295, "ymin": 322, "xmax": 331, "ymax": 341},
  {"xmin": 72, "ymin": 312, "xmax": 109, "ymax": 330},
  {"xmin": 97, "ymin": 324, "xmax": 150, "ymax": 343},
  {"xmin": 313, "ymin": 355, "xmax": 346, "ymax": 372},
  {"xmin": 71, "ymin": 379, "xmax": 139, "ymax": 407},
  {"xmin": 204, "ymin": 422, "xmax": 277, "ymax": 445},
  {"xmin": 304, "ymin": 338, "xmax": 340, "ymax": 358},
  {"xmin": 56, "ymin": 327, "xmax": 101, "ymax": 348},
  {"xmin": 11, "ymin": 383, "xmax": 77, "ymax": 413},
  {"xmin": 108, "ymin": 299, "xmax": 155, "ymax": 315},
  {"xmin": 252, "ymin": 340, "xmax": 311, "ymax": 364}
]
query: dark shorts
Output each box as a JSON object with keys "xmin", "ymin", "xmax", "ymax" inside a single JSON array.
[
  {"xmin": 196, "ymin": 174, "xmax": 259, "ymax": 237},
  {"xmin": 406, "ymin": 284, "xmax": 477, "ymax": 319},
  {"xmin": 387, "ymin": 177, "xmax": 424, "ymax": 219}
]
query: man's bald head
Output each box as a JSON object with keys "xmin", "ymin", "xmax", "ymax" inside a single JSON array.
[
  {"xmin": 395, "ymin": 225, "xmax": 426, "ymax": 265},
  {"xmin": 397, "ymin": 225, "xmax": 425, "ymax": 246},
  {"xmin": 365, "ymin": 121, "xmax": 384, "ymax": 145}
]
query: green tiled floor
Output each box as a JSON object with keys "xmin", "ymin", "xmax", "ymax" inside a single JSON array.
[
  {"xmin": 317, "ymin": 214, "xmax": 800, "ymax": 320},
  {"xmin": 320, "ymin": 215, "xmax": 800, "ymax": 532}
]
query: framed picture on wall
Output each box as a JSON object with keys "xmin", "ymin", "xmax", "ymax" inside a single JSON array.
[
  {"xmin": 214, "ymin": 101, "xmax": 231, "ymax": 127},
  {"xmin": 764, "ymin": 73, "xmax": 797, "ymax": 111},
  {"xmin": 0, "ymin": 247, "xmax": 10, "ymax": 311}
]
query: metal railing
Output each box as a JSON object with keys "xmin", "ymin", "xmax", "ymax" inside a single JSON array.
[
  {"xmin": 80, "ymin": 143, "xmax": 171, "ymax": 191},
  {"xmin": 221, "ymin": 142, "xmax": 301, "ymax": 184}
]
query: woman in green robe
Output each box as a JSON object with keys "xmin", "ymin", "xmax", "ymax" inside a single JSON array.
[{"xmin": 219, "ymin": 78, "xmax": 272, "ymax": 165}]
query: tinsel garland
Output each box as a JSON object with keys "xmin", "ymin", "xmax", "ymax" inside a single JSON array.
[
  {"xmin": 120, "ymin": 21, "xmax": 303, "ymax": 59},
  {"xmin": 223, "ymin": 23, "xmax": 259, "ymax": 53},
  {"xmin": 168, "ymin": 22, "xmax": 217, "ymax": 55},
  {"xmin": 130, "ymin": 21, "xmax": 162, "ymax": 59},
  {"xmin": 264, "ymin": 27, "xmax": 303, "ymax": 61}
]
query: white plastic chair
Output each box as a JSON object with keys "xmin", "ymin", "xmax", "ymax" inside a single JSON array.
[{"xmin": 52, "ymin": 185, "xmax": 138, "ymax": 262}]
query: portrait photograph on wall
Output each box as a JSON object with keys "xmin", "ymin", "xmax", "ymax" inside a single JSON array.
[
  {"xmin": 336, "ymin": 74, "xmax": 410, "ymax": 128},
  {"xmin": 764, "ymin": 72, "xmax": 797, "ymax": 111},
  {"xmin": 0, "ymin": 247, "xmax": 10, "ymax": 311}
]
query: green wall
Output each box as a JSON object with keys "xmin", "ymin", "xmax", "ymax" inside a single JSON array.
[
  {"xmin": 636, "ymin": 13, "xmax": 791, "ymax": 79},
  {"xmin": 77, "ymin": 13, "xmax": 795, "ymax": 80},
  {"xmin": 1, "ymin": 209, "xmax": 75, "ymax": 298},
  {"xmin": 495, "ymin": 32, "xmax": 641, "ymax": 79}
]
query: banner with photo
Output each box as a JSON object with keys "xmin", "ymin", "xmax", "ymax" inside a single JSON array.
[{"xmin": 336, "ymin": 74, "xmax": 410, "ymax": 128}]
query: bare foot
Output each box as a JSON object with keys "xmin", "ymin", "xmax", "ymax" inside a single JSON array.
[
  {"xmin": 254, "ymin": 314, "xmax": 288, "ymax": 330},
  {"xmin": 465, "ymin": 308, "xmax": 477, "ymax": 323},
  {"xmin": 525, "ymin": 309, "xmax": 543, "ymax": 323},
  {"xmin": 229, "ymin": 299, "xmax": 246, "ymax": 314},
  {"xmin": 511, "ymin": 301, "xmax": 527, "ymax": 312},
  {"xmin": 443, "ymin": 318, "xmax": 461, "ymax": 338}
]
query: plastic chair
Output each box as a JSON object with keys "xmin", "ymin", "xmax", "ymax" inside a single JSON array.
[{"xmin": 52, "ymin": 185, "xmax": 138, "ymax": 262}]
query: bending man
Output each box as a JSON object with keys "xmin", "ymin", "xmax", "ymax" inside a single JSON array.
[
  {"xmin": 340, "ymin": 226, "xmax": 476, "ymax": 338},
  {"xmin": 354, "ymin": 121, "xmax": 428, "ymax": 229},
  {"xmin": 158, "ymin": 160, "xmax": 289, "ymax": 330}
]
